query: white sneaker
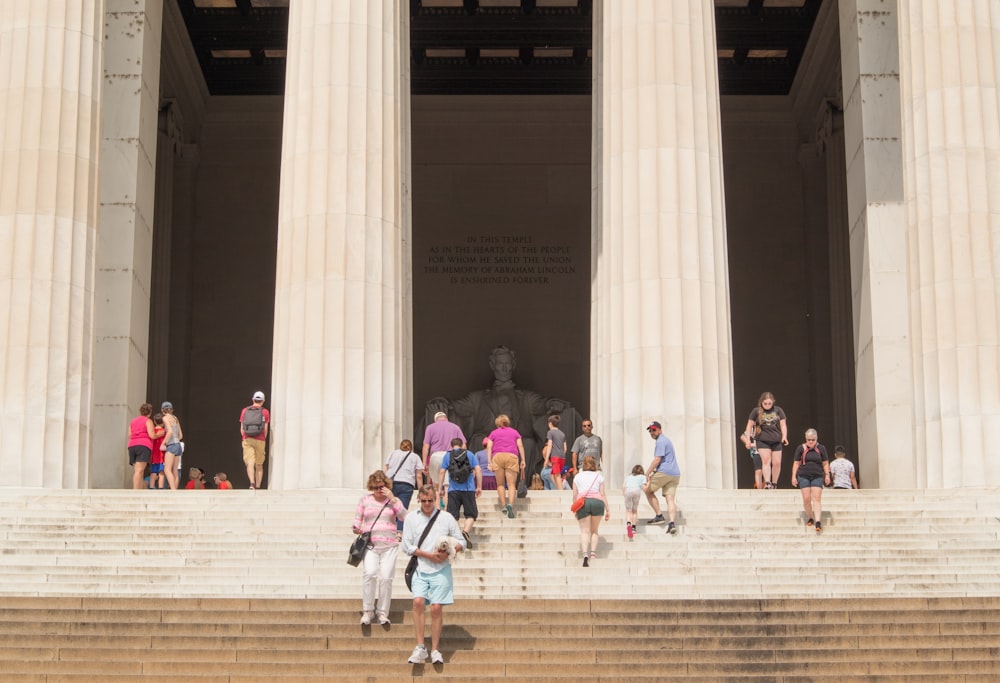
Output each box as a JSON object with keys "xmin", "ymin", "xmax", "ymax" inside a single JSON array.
[
  {"xmin": 359, "ymin": 611, "xmax": 373, "ymax": 626},
  {"xmin": 430, "ymin": 649, "xmax": 444, "ymax": 664},
  {"xmin": 407, "ymin": 644, "xmax": 428, "ymax": 664},
  {"xmin": 377, "ymin": 612, "xmax": 390, "ymax": 625}
]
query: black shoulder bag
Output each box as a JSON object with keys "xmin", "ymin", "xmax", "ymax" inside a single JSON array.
[
  {"xmin": 404, "ymin": 510, "xmax": 440, "ymax": 590},
  {"xmin": 347, "ymin": 500, "xmax": 391, "ymax": 567}
]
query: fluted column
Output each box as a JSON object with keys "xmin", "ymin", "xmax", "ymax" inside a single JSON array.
[
  {"xmin": 817, "ymin": 101, "xmax": 858, "ymax": 464},
  {"xmin": 0, "ymin": 2, "xmax": 104, "ymax": 486},
  {"xmin": 90, "ymin": 0, "xmax": 162, "ymax": 488},
  {"xmin": 839, "ymin": 0, "xmax": 912, "ymax": 489},
  {"xmin": 899, "ymin": 1, "xmax": 1000, "ymax": 487},
  {"xmin": 592, "ymin": 0, "xmax": 735, "ymax": 488},
  {"xmin": 271, "ymin": 0, "xmax": 411, "ymax": 489}
]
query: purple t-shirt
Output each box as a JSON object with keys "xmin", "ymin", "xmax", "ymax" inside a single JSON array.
[
  {"xmin": 423, "ymin": 419, "xmax": 466, "ymax": 453},
  {"xmin": 489, "ymin": 426, "xmax": 521, "ymax": 455}
]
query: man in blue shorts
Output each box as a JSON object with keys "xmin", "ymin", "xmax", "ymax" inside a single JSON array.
[{"xmin": 402, "ymin": 484, "xmax": 466, "ymax": 665}]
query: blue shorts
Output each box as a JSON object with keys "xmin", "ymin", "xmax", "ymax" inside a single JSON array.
[
  {"xmin": 411, "ymin": 565, "xmax": 454, "ymax": 606},
  {"xmin": 149, "ymin": 463, "xmax": 164, "ymax": 474},
  {"xmin": 165, "ymin": 443, "xmax": 183, "ymax": 456},
  {"xmin": 797, "ymin": 475, "xmax": 825, "ymax": 489}
]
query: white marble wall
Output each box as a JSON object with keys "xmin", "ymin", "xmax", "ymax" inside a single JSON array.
[
  {"xmin": 839, "ymin": 0, "xmax": 912, "ymax": 489},
  {"xmin": 270, "ymin": 0, "xmax": 411, "ymax": 489},
  {"xmin": 592, "ymin": 0, "xmax": 735, "ymax": 488},
  {"xmin": 92, "ymin": 0, "xmax": 162, "ymax": 488},
  {"xmin": 898, "ymin": 1, "xmax": 1000, "ymax": 487},
  {"xmin": 0, "ymin": 1, "xmax": 106, "ymax": 486}
]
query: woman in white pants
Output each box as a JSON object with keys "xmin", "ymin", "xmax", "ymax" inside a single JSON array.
[{"xmin": 352, "ymin": 470, "xmax": 407, "ymax": 625}]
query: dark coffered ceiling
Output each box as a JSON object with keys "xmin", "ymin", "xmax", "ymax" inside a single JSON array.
[{"xmin": 175, "ymin": 0, "xmax": 822, "ymax": 97}]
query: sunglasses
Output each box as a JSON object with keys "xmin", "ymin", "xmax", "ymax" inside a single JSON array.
[{"xmin": 419, "ymin": 498, "xmax": 435, "ymax": 503}]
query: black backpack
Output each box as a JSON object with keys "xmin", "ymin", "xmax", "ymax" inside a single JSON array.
[
  {"xmin": 447, "ymin": 449, "xmax": 472, "ymax": 484},
  {"xmin": 242, "ymin": 405, "xmax": 265, "ymax": 437}
]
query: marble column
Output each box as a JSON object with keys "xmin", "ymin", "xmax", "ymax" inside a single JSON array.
[
  {"xmin": 816, "ymin": 100, "xmax": 859, "ymax": 465},
  {"xmin": 0, "ymin": 2, "xmax": 104, "ymax": 486},
  {"xmin": 91, "ymin": 0, "xmax": 163, "ymax": 488},
  {"xmin": 898, "ymin": 0, "xmax": 1000, "ymax": 487},
  {"xmin": 271, "ymin": 0, "xmax": 411, "ymax": 489},
  {"xmin": 839, "ymin": 0, "xmax": 911, "ymax": 489},
  {"xmin": 592, "ymin": 0, "xmax": 735, "ymax": 488}
]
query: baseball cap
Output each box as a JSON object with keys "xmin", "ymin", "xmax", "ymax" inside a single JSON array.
[
  {"xmin": 646, "ymin": 421, "xmax": 661, "ymax": 431},
  {"xmin": 161, "ymin": 401, "xmax": 173, "ymax": 411},
  {"xmin": 434, "ymin": 411, "xmax": 447, "ymax": 420},
  {"xmin": 252, "ymin": 391, "xmax": 265, "ymax": 402}
]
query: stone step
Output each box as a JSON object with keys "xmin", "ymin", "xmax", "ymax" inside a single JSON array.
[{"xmin": 1, "ymin": 597, "xmax": 999, "ymax": 680}]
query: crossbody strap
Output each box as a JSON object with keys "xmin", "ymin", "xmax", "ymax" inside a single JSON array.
[
  {"xmin": 415, "ymin": 510, "xmax": 440, "ymax": 550},
  {"xmin": 365, "ymin": 500, "xmax": 392, "ymax": 533},
  {"xmin": 389, "ymin": 450, "xmax": 415, "ymax": 482}
]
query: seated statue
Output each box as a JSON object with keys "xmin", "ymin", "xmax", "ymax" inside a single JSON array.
[{"xmin": 420, "ymin": 346, "xmax": 581, "ymax": 480}]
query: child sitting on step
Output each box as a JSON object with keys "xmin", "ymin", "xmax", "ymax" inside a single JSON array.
[{"xmin": 622, "ymin": 465, "xmax": 647, "ymax": 539}]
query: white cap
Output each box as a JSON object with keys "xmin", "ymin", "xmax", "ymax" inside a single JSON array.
[{"xmin": 252, "ymin": 391, "xmax": 265, "ymax": 402}]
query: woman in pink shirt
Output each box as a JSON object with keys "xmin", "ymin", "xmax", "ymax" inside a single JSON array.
[
  {"xmin": 352, "ymin": 470, "xmax": 407, "ymax": 626},
  {"xmin": 486, "ymin": 414, "xmax": 525, "ymax": 519},
  {"xmin": 127, "ymin": 403, "xmax": 158, "ymax": 490}
]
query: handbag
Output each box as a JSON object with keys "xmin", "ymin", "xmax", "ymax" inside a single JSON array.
[
  {"xmin": 347, "ymin": 499, "xmax": 391, "ymax": 567},
  {"xmin": 404, "ymin": 510, "xmax": 440, "ymax": 590},
  {"xmin": 570, "ymin": 475, "xmax": 599, "ymax": 513},
  {"xmin": 347, "ymin": 532, "xmax": 371, "ymax": 567}
]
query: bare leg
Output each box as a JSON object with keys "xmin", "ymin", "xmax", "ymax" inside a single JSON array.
[
  {"xmin": 799, "ymin": 487, "xmax": 812, "ymax": 518},
  {"xmin": 254, "ymin": 463, "xmax": 264, "ymax": 488},
  {"xmin": 164, "ymin": 453, "xmax": 178, "ymax": 490},
  {"xmin": 504, "ymin": 470, "xmax": 517, "ymax": 508},
  {"xmin": 759, "ymin": 448, "xmax": 773, "ymax": 485},
  {"xmin": 811, "ymin": 487, "xmax": 823, "ymax": 521},
  {"xmin": 577, "ymin": 516, "xmax": 590, "ymax": 555},
  {"xmin": 644, "ymin": 488, "xmax": 662, "ymax": 516},
  {"xmin": 132, "ymin": 463, "xmax": 146, "ymax": 490},
  {"xmin": 770, "ymin": 451, "xmax": 783, "ymax": 486},
  {"xmin": 412, "ymin": 597, "xmax": 425, "ymax": 646},
  {"xmin": 589, "ymin": 516, "xmax": 601, "ymax": 553},
  {"xmin": 665, "ymin": 494, "xmax": 677, "ymax": 524},
  {"xmin": 430, "ymin": 604, "xmax": 443, "ymax": 652}
]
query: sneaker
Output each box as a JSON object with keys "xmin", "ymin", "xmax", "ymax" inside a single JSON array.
[
  {"xmin": 430, "ymin": 649, "xmax": 444, "ymax": 665},
  {"xmin": 815, "ymin": 521, "xmax": 823, "ymax": 534},
  {"xmin": 626, "ymin": 523, "xmax": 634, "ymax": 539},
  {"xmin": 646, "ymin": 515, "xmax": 666, "ymax": 525},
  {"xmin": 582, "ymin": 556, "xmax": 589, "ymax": 567},
  {"xmin": 360, "ymin": 611, "xmax": 373, "ymax": 626},
  {"xmin": 407, "ymin": 645, "xmax": 428, "ymax": 664},
  {"xmin": 589, "ymin": 551, "xmax": 597, "ymax": 560},
  {"xmin": 461, "ymin": 530, "xmax": 473, "ymax": 550},
  {"xmin": 667, "ymin": 522, "xmax": 677, "ymax": 535},
  {"xmin": 377, "ymin": 612, "xmax": 390, "ymax": 625},
  {"xmin": 249, "ymin": 485, "xmax": 255, "ymax": 490},
  {"xmin": 806, "ymin": 518, "xmax": 814, "ymax": 527},
  {"xmin": 506, "ymin": 504, "xmax": 515, "ymax": 519}
]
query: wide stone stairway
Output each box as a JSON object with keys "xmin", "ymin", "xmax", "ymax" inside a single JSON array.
[{"xmin": 0, "ymin": 487, "xmax": 998, "ymax": 681}]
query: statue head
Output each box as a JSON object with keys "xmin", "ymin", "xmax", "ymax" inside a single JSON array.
[{"xmin": 489, "ymin": 345, "xmax": 516, "ymax": 383}]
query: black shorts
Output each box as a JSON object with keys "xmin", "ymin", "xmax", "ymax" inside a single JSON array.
[
  {"xmin": 128, "ymin": 445, "xmax": 151, "ymax": 465},
  {"xmin": 446, "ymin": 490, "xmax": 478, "ymax": 520},
  {"xmin": 756, "ymin": 440, "xmax": 782, "ymax": 452}
]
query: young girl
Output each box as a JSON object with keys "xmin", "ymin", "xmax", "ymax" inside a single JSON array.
[
  {"xmin": 148, "ymin": 412, "xmax": 166, "ymax": 490},
  {"xmin": 622, "ymin": 465, "xmax": 647, "ymax": 539}
]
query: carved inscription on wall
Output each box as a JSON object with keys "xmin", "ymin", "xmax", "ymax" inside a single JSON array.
[{"xmin": 423, "ymin": 234, "xmax": 577, "ymax": 285}]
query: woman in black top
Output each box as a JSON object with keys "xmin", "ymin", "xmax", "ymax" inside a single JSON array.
[
  {"xmin": 740, "ymin": 392, "xmax": 788, "ymax": 489},
  {"xmin": 791, "ymin": 428, "xmax": 830, "ymax": 533}
]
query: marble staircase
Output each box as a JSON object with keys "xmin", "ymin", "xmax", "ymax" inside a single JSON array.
[{"xmin": 0, "ymin": 487, "xmax": 999, "ymax": 681}]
